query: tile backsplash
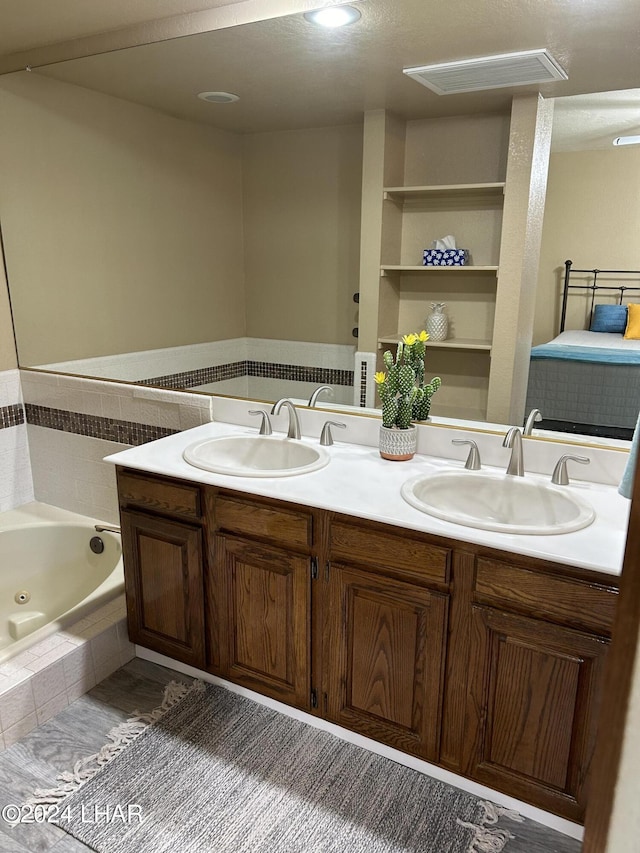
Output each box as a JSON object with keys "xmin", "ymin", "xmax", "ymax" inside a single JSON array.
[{"xmin": 0, "ymin": 369, "xmax": 33, "ymax": 511}]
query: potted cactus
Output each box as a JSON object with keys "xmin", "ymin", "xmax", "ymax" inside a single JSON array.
[{"xmin": 374, "ymin": 331, "xmax": 442, "ymax": 460}]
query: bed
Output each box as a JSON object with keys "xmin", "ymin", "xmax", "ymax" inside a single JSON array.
[{"xmin": 525, "ymin": 261, "xmax": 640, "ymax": 439}]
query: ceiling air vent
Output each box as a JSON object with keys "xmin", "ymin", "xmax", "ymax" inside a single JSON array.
[{"xmin": 403, "ymin": 49, "xmax": 567, "ymax": 95}]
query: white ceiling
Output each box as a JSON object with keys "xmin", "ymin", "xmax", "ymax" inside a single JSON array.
[
  {"xmin": 1, "ymin": 0, "xmax": 639, "ymax": 148},
  {"xmin": 0, "ymin": 0, "xmax": 245, "ymax": 55},
  {"xmin": 551, "ymin": 89, "xmax": 640, "ymax": 152}
]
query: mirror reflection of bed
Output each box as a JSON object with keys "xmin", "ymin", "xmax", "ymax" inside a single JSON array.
[{"xmin": 526, "ymin": 260, "xmax": 640, "ymax": 440}]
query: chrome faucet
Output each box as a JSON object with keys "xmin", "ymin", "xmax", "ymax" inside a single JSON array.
[
  {"xmin": 94, "ymin": 524, "xmax": 121, "ymax": 534},
  {"xmin": 551, "ymin": 454, "xmax": 590, "ymax": 485},
  {"xmin": 248, "ymin": 410, "xmax": 272, "ymax": 435},
  {"xmin": 523, "ymin": 408, "xmax": 542, "ymax": 436},
  {"xmin": 271, "ymin": 398, "xmax": 301, "ymax": 439},
  {"xmin": 452, "ymin": 439, "xmax": 481, "ymax": 470},
  {"xmin": 320, "ymin": 420, "xmax": 346, "ymax": 446},
  {"xmin": 503, "ymin": 427, "xmax": 524, "ymax": 476},
  {"xmin": 308, "ymin": 385, "xmax": 333, "ymax": 407}
]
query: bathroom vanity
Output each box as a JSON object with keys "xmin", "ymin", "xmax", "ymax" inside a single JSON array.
[{"xmin": 110, "ymin": 422, "xmax": 625, "ymax": 824}]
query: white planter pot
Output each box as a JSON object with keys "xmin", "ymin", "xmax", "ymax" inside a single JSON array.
[{"xmin": 379, "ymin": 425, "xmax": 417, "ymax": 461}]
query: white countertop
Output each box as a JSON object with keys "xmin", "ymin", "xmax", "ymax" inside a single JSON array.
[{"xmin": 105, "ymin": 421, "xmax": 630, "ymax": 578}]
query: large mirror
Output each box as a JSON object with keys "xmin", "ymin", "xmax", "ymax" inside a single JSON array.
[
  {"xmin": 531, "ymin": 88, "xmax": 640, "ymax": 441},
  {"xmin": 0, "ymin": 3, "xmax": 638, "ymax": 442}
]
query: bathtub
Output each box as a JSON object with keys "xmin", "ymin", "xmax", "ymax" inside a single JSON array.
[{"xmin": 0, "ymin": 502, "xmax": 124, "ymax": 665}]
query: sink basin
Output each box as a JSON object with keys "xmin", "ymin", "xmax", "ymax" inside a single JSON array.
[
  {"xmin": 183, "ymin": 435, "xmax": 329, "ymax": 477},
  {"xmin": 401, "ymin": 470, "xmax": 595, "ymax": 535}
]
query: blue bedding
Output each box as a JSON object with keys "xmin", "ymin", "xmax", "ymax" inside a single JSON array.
[{"xmin": 529, "ymin": 344, "xmax": 640, "ymax": 365}]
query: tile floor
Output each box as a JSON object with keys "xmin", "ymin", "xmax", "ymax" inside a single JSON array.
[{"xmin": 0, "ymin": 658, "xmax": 581, "ymax": 853}]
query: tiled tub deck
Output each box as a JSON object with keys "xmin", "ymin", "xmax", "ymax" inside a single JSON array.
[{"xmin": 0, "ymin": 596, "xmax": 134, "ymax": 749}]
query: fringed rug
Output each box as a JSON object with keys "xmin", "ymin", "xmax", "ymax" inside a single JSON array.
[{"xmin": 28, "ymin": 681, "xmax": 524, "ymax": 853}]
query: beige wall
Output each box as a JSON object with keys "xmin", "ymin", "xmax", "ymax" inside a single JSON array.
[
  {"xmin": 534, "ymin": 146, "xmax": 640, "ymax": 346},
  {"xmin": 242, "ymin": 124, "xmax": 362, "ymax": 345},
  {"xmin": 0, "ymin": 71, "xmax": 246, "ymax": 365},
  {"xmin": 0, "ymin": 248, "xmax": 17, "ymax": 370},
  {"xmin": 606, "ymin": 625, "xmax": 640, "ymax": 851},
  {"xmin": 403, "ymin": 112, "xmax": 510, "ymax": 186}
]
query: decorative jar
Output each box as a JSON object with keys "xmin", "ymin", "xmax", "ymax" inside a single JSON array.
[{"xmin": 425, "ymin": 302, "xmax": 449, "ymax": 342}]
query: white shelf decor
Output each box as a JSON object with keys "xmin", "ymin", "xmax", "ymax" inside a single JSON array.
[
  {"xmin": 381, "ymin": 265, "xmax": 499, "ymax": 275},
  {"xmin": 383, "ymin": 182, "xmax": 506, "ymax": 202},
  {"xmin": 378, "ymin": 336, "xmax": 491, "ymax": 352}
]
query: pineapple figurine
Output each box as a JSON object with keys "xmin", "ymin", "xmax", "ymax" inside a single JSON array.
[{"xmin": 425, "ymin": 302, "xmax": 449, "ymax": 342}]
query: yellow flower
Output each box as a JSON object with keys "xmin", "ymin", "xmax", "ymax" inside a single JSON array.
[
  {"xmin": 374, "ymin": 371, "xmax": 386, "ymax": 384},
  {"xmin": 402, "ymin": 333, "xmax": 417, "ymax": 346},
  {"xmin": 417, "ymin": 330, "xmax": 429, "ymax": 342}
]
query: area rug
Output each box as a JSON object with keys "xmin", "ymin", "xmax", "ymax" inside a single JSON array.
[{"xmin": 28, "ymin": 680, "xmax": 524, "ymax": 853}]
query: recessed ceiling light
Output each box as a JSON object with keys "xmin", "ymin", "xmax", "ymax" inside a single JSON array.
[
  {"xmin": 304, "ymin": 6, "xmax": 361, "ymax": 27},
  {"xmin": 613, "ymin": 135, "xmax": 640, "ymax": 146},
  {"xmin": 197, "ymin": 91, "xmax": 240, "ymax": 104}
]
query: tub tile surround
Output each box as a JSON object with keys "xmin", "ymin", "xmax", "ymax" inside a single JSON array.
[
  {"xmin": 0, "ymin": 595, "xmax": 133, "ymax": 749},
  {"xmin": 21, "ymin": 370, "xmax": 212, "ymax": 521},
  {"xmin": 37, "ymin": 337, "xmax": 356, "ymax": 398},
  {"xmin": 0, "ymin": 369, "xmax": 33, "ymax": 512}
]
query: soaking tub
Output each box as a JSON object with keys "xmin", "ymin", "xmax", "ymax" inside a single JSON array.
[{"xmin": 0, "ymin": 502, "xmax": 124, "ymax": 665}]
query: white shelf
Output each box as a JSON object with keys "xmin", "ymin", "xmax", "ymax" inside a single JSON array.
[
  {"xmin": 378, "ymin": 336, "xmax": 492, "ymax": 352},
  {"xmin": 381, "ymin": 265, "xmax": 498, "ymax": 275},
  {"xmin": 383, "ymin": 182, "xmax": 505, "ymax": 201}
]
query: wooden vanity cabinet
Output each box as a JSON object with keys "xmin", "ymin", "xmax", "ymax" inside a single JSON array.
[
  {"xmin": 205, "ymin": 491, "xmax": 315, "ymax": 709},
  {"xmin": 461, "ymin": 554, "xmax": 617, "ymax": 822},
  {"xmin": 117, "ymin": 469, "xmax": 206, "ymax": 668},
  {"xmin": 116, "ymin": 467, "xmax": 619, "ymax": 823},
  {"xmin": 324, "ymin": 516, "xmax": 451, "ymax": 761}
]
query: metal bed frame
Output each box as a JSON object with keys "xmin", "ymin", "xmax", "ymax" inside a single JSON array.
[{"xmin": 560, "ymin": 259, "xmax": 640, "ymax": 332}]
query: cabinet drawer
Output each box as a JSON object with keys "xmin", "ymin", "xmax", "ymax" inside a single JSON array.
[
  {"xmin": 214, "ymin": 495, "xmax": 313, "ymax": 550},
  {"xmin": 117, "ymin": 470, "xmax": 201, "ymax": 520},
  {"xmin": 474, "ymin": 557, "xmax": 618, "ymax": 635},
  {"xmin": 329, "ymin": 520, "xmax": 450, "ymax": 585}
]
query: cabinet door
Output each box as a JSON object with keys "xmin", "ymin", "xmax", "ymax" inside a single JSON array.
[
  {"xmin": 464, "ymin": 606, "xmax": 609, "ymax": 822},
  {"xmin": 121, "ymin": 510, "xmax": 205, "ymax": 667},
  {"xmin": 214, "ymin": 535, "xmax": 311, "ymax": 709},
  {"xmin": 325, "ymin": 562, "xmax": 448, "ymax": 761}
]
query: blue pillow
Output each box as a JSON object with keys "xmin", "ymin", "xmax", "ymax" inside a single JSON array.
[{"xmin": 590, "ymin": 304, "xmax": 628, "ymax": 333}]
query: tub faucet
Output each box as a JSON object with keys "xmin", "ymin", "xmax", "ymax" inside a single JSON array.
[
  {"xmin": 503, "ymin": 427, "xmax": 524, "ymax": 476},
  {"xmin": 308, "ymin": 385, "xmax": 333, "ymax": 407},
  {"xmin": 523, "ymin": 408, "xmax": 542, "ymax": 435},
  {"xmin": 95, "ymin": 524, "xmax": 121, "ymax": 534},
  {"xmin": 271, "ymin": 399, "xmax": 301, "ymax": 439}
]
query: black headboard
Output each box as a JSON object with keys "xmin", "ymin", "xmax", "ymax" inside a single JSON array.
[{"xmin": 560, "ymin": 259, "xmax": 640, "ymax": 332}]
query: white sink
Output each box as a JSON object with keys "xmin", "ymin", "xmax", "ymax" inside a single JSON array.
[
  {"xmin": 182, "ymin": 435, "xmax": 329, "ymax": 477},
  {"xmin": 401, "ymin": 470, "xmax": 595, "ymax": 535}
]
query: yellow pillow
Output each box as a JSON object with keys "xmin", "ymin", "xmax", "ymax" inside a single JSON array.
[{"xmin": 624, "ymin": 303, "xmax": 640, "ymax": 339}]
